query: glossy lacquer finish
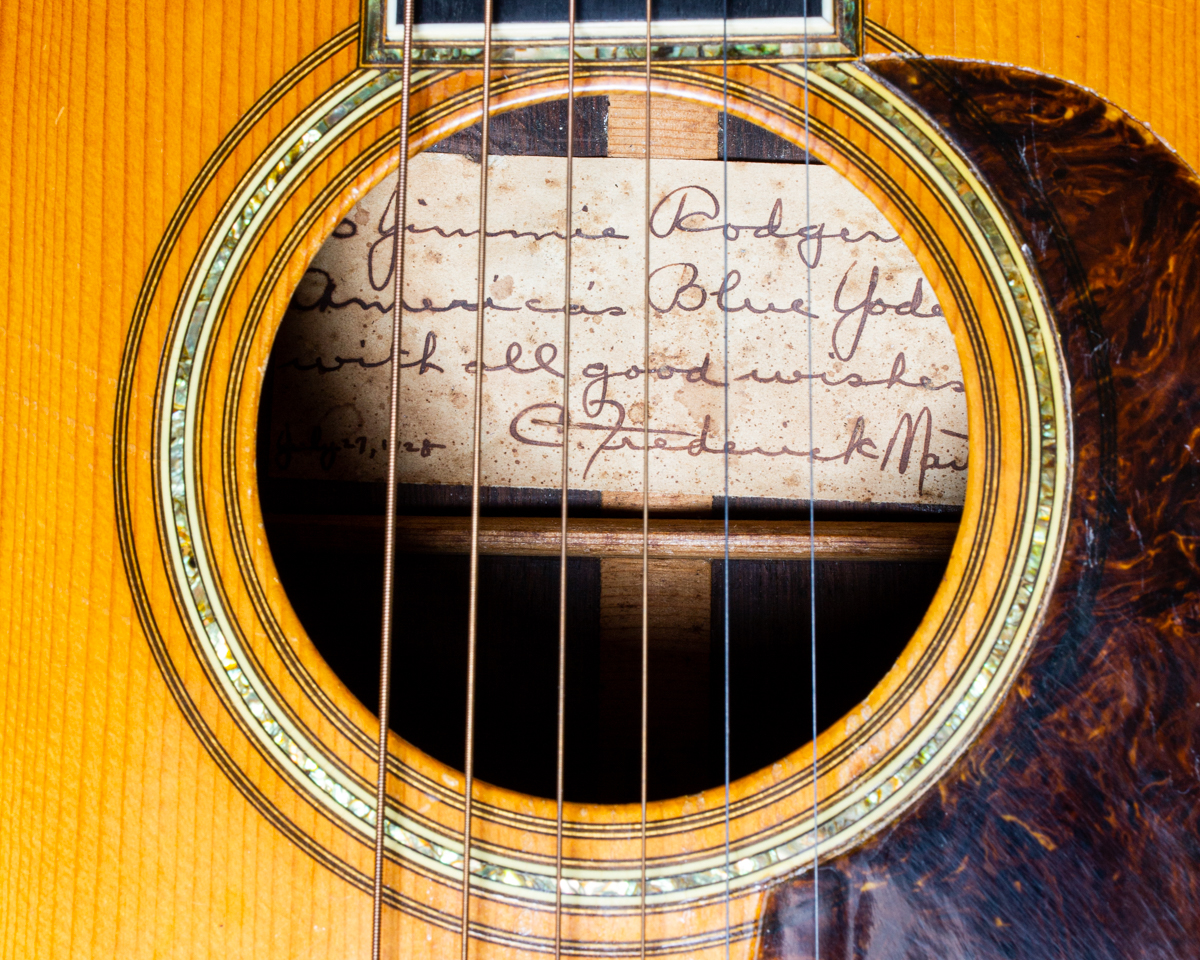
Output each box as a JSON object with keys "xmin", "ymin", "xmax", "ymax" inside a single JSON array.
[{"xmin": 758, "ymin": 58, "xmax": 1200, "ymax": 959}]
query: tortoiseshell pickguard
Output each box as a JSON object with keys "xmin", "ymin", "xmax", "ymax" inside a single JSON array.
[{"xmin": 758, "ymin": 58, "xmax": 1200, "ymax": 960}]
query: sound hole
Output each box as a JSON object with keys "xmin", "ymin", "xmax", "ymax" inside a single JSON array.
[{"xmin": 258, "ymin": 97, "xmax": 964, "ymax": 803}]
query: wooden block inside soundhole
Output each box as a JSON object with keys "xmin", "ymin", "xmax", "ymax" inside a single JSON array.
[
  {"xmin": 606, "ymin": 94, "xmax": 719, "ymax": 160},
  {"xmin": 600, "ymin": 490, "xmax": 713, "ymax": 515},
  {"xmin": 598, "ymin": 557, "xmax": 712, "ymax": 797}
]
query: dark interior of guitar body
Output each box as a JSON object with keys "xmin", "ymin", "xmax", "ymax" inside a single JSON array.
[{"xmin": 258, "ymin": 97, "xmax": 960, "ymax": 803}]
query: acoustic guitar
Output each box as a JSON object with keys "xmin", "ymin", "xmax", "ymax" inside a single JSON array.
[{"xmin": 3, "ymin": 2, "xmax": 1198, "ymax": 959}]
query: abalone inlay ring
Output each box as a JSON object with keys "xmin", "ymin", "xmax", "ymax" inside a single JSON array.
[{"xmin": 154, "ymin": 60, "xmax": 1068, "ymax": 908}]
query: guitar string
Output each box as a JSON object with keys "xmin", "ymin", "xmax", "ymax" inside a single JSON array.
[
  {"xmin": 720, "ymin": 4, "xmax": 732, "ymax": 960},
  {"xmin": 640, "ymin": 2, "xmax": 652, "ymax": 958},
  {"xmin": 802, "ymin": 3, "xmax": 819, "ymax": 957},
  {"xmin": 374, "ymin": 9, "xmax": 817, "ymax": 960},
  {"xmin": 554, "ymin": 2, "xmax": 578, "ymax": 957},
  {"xmin": 371, "ymin": 0, "xmax": 415, "ymax": 956},
  {"xmin": 462, "ymin": 2, "xmax": 496, "ymax": 957}
]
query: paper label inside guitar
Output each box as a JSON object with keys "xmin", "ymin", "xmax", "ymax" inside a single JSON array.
[{"xmin": 268, "ymin": 153, "xmax": 967, "ymax": 503}]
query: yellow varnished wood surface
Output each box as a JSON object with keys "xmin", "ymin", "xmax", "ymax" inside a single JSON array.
[
  {"xmin": 0, "ymin": 1, "xmax": 1169, "ymax": 957},
  {"xmin": 0, "ymin": 5, "xmax": 369, "ymax": 959}
]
